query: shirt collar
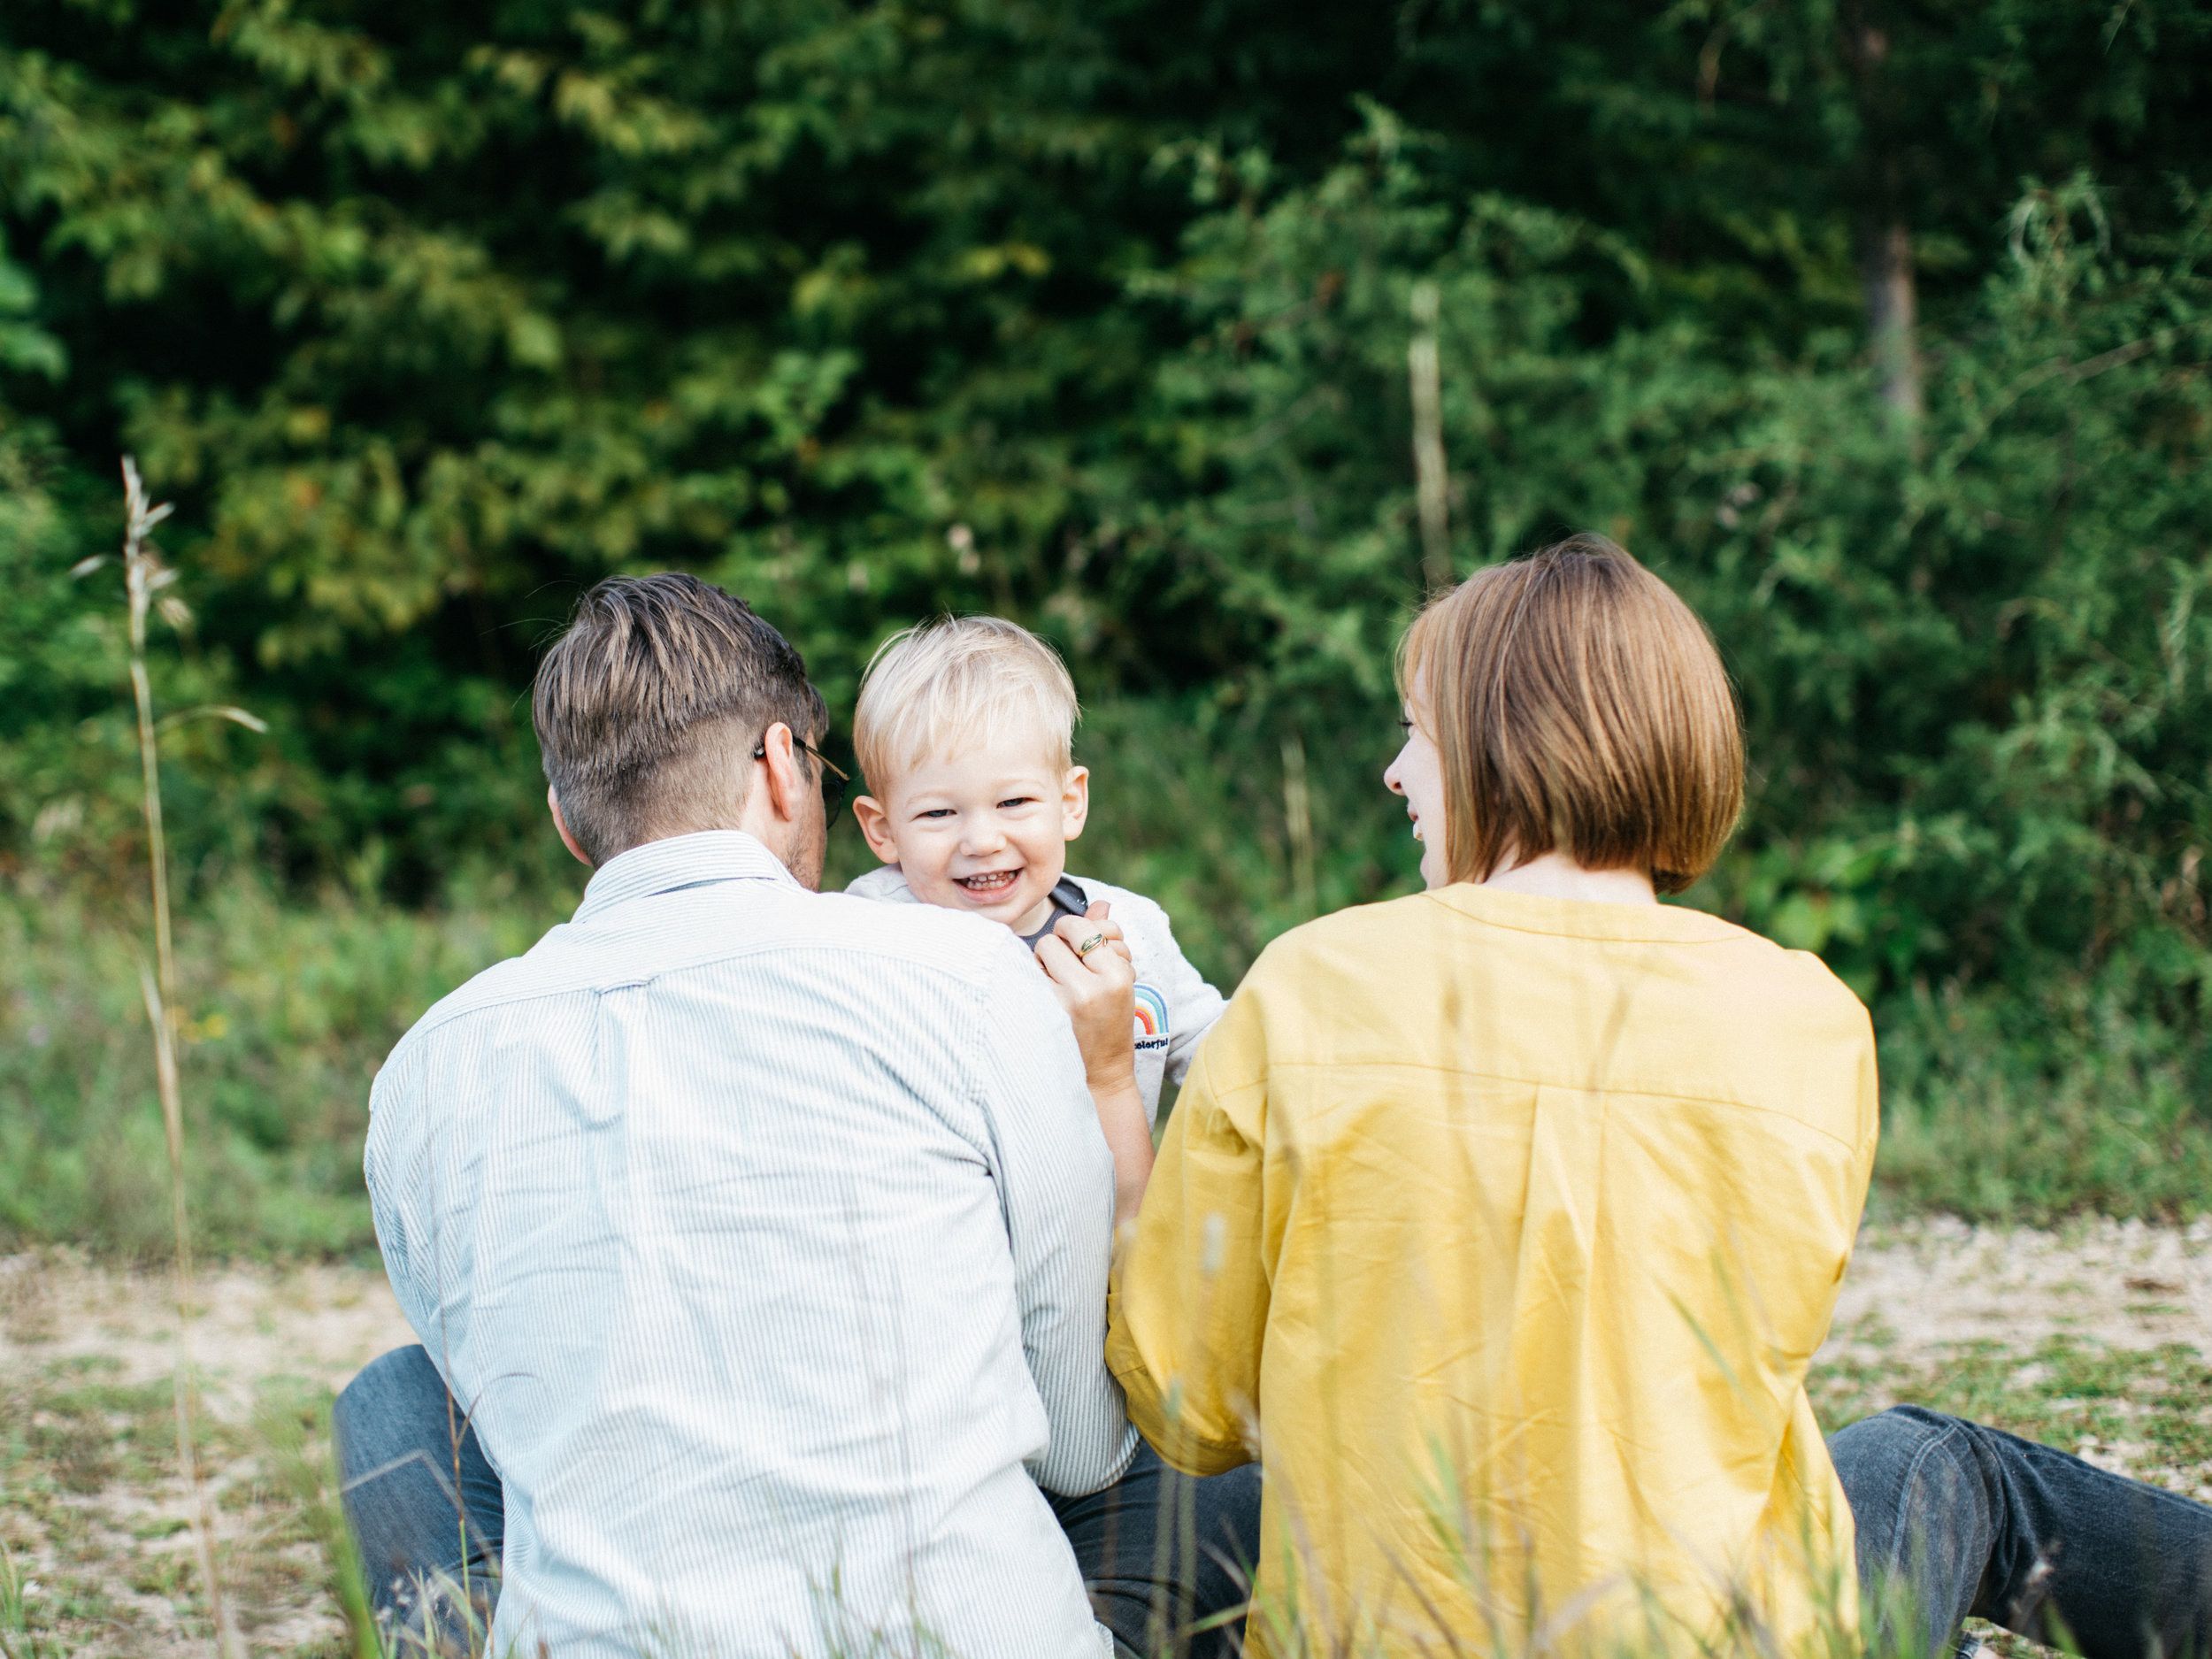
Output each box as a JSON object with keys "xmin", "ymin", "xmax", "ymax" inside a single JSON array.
[
  {"xmin": 1423, "ymin": 882, "xmax": 1752, "ymax": 944},
  {"xmin": 572, "ymin": 830, "xmax": 803, "ymax": 924}
]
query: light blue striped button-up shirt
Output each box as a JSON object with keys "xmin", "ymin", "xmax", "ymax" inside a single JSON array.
[{"xmin": 365, "ymin": 830, "xmax": 1138, "ymax": 1658}]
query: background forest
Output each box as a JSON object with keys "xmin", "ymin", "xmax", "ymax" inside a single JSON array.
[{"xmin": 4, "ymin": 0, "xmax": 2212, "ymax": 1256}]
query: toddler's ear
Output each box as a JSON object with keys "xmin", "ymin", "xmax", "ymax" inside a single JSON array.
[
  {"xmin": 850, "ymin": 795, "xmax": 902, "ymax": 864},
  {"xmin": 1060, "ymin": 766, "xmax": 1091, "ymax": 842}
]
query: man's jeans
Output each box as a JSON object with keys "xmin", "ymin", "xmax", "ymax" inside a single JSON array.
[
  {"xmin": 1834, "ymin": 1405, "xmax": 2212, "ymax": 1659},
  {"xmin": 333, "ymin": 1345, "xmax": 1261, "ymax": 1658}
]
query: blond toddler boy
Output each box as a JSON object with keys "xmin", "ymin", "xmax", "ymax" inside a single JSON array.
[{"xmin": 846, "ymin": 618, "xmax": 1225, "ymax": 1194}]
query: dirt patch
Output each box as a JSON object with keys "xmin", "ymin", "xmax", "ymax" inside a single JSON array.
[
  {"xmin": 1, "ymin": 1253, "xmax": 412, "ymax": 1417},
  {"xmin": 0, "ymin": 1251, "xmax": 413, "ymax": 1656},
  {"xmin": 8, "ymin": 1222, "xmax": 2212, "ymax": 1655},
  {"xmin": 1830, "ymin": 1214, "xmax": 2212, "ymax": 1363}
]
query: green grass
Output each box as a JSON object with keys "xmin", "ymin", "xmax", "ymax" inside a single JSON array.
[
  {"xmin": 0, "ymin": 872, "xmax": 566, "ymax": 1261},
  {"xmin": 1871, "ymin": 972, "xmax": 2212, "ymax": 1225},
  {"xmin": 1814, "ymin": 1327, "xmax": 2212, "ymax": 1489},
  {"xmin": 0, "ymin": 1356, "xmax": 211, "ymax": 1648},
  {"xmin": 0, "ymin": 1352, "xmax": 357, "ymax": 1656},
  {"xmin": 14, "ymin": 854, "xmax": 2212, "ymax": 1257}
]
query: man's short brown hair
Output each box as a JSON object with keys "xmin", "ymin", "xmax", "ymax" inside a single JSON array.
[
  {"xmin": 1397, "ymin": 535, "xmax": 1742, "ymax": 895},
  {"xmin": 534, "ymin": 572, "xmax": 827, "ymax": 864}
]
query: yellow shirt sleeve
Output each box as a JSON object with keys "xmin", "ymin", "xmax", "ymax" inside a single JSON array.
[{"xmin": 1106, "ymin": 997, "xmax": 1270, "ymax": 1477}]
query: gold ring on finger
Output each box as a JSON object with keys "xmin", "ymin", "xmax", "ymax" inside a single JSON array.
[{"xmin": 1077, "ymin": 933, "xmax": 1107, "ymax": 957}]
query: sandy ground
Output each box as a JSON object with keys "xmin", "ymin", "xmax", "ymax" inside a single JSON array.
[
  {"xmin": 0, "ymin": 1252, "xmax": 414, "ymax": 1656},
  {"xmin": 1833, "ymin": 1214, "xmax": 2212, "ymax": 1360},
  {"xmin": 0, "ymin": 1254, "xmax": 415, "ymax": 1420},
  {"xmin": 1824, "ymin": 1215, "xmax": 2212, "ymax": 1502},
  {"xmin": 7, "ymin": 1218, "xmax": 2212, "ymax": 1655}
]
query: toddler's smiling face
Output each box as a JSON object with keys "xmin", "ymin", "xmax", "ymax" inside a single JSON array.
[{"xmin": 853, "ymin": 738, "xmax": 1089, "ymax": 937}]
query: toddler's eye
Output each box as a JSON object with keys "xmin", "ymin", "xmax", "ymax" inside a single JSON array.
[
  {"xmin": 997, "ymin": 796, "xmax": 1037, "ymax": 810},
  {"xmin": 1396, "ymin": 718, "xmax": 1414, "ymax": 733},
  {"xmin": 916, "ymin": 808, "xmax": 956, "ymax": 820}
]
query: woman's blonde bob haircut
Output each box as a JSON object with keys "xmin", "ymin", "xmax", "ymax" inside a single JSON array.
[{"xmin": 1398, "ymin": 534, "xmax": 1743, "ymax": 895}]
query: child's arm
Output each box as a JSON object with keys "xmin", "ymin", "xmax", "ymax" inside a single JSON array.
[
  {"xmin": 1102, "ymin": 887, "xmax": 1226, "ymax": 1122},
  {"xmin": 1035, "ymin": 903, "xmax": 1155, "ymax": 1227}
]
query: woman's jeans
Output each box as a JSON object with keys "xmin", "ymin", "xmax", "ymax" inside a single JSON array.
[
  {"xmin": 336, "ymin": 1348, "xmax": 2212, "ymax": 1659},
  {"xmin": 333, "ymin": 1344, "xmax": 1260, "ymax": 1658},
  {"xmin": 1833, "ymin": 1405, "xmax": 2212, "ymax": 1659}
]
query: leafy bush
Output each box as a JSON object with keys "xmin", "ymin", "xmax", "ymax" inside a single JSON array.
[
  {"xmin": 7, "ymin": 1, "xmax": 2212, "ymax": 1239},
  {"xmin": 1095, "ymin": 127, "xmax": 2212, "ymax": 1218}
]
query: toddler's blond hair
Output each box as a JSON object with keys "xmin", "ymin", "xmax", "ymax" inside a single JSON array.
[{"xmin": 854, "ymin": 616, "xmax": 1079, "ymax": 793}]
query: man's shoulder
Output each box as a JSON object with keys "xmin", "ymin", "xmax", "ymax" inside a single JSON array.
[
  {"xmin": 843, "ymin": 863, "xmax": 917, "ymax": 903},
  {"xmin": 380, "ymin": 885, "xmax": 1033, "ymax": 1075},
  {"xmin": 811, "ymin": 886, "xmax": 1032, "ymax": 981}
]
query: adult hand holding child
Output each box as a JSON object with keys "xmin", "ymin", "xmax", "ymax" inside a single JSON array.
[{"xmin": 1035, "ymin": 901, "xmax": 1152, "ymax": 1225}]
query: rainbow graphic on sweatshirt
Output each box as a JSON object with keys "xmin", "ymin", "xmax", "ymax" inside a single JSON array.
[{"xmin": 1133, "ymin": 984, "xmax": 1170, "ymax": 1041}]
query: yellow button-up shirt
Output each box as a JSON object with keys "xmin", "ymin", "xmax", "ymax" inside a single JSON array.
[{"xmin": 1107, "ymin": 885, "xmax": 1878, "ymax": 1657}]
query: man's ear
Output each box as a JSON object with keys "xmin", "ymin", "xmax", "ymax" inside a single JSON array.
[
  {"xmin": 1059, "ymin": 765, "xmax": 1090, "ymax": 843},
  {"xmin": 744, "ymin": 722, "xmax": 805, "ymax": 833},
  {"xmin": 548, "ymin": 786, "xmax": 594, "ymax": 868},
  {"xmin": 850, "ymin": 794, "xmax": 902, "ymax": 864}
]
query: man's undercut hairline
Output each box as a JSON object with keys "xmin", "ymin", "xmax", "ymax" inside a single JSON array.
[{"xmin": 533, "ymin": 572, "xmax": 826, "ymax": 865}]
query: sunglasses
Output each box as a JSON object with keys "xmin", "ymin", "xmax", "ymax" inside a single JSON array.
[{"xmin": 754, "ymin": 730, "xmax": 850, "ymax": 812}]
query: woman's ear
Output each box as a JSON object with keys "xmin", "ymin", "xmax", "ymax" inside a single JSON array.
[
  {"xmin": 850, "ymin": 794, "xmax": 902, "ymax": 864},
  {"xmin": 1060, "ymin": 765, "xmax": 1091, "ymax": 842}
]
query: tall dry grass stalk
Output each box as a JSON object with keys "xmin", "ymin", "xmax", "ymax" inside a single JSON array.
[{"xmin": 70, "ymin": 456, "xmax": 262, "ymax": 1659}]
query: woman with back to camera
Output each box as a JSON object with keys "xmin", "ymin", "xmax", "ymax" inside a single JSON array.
[{"xmin": 1107, "ymin": 535, "xmax": 2212, "ymax": 1659}]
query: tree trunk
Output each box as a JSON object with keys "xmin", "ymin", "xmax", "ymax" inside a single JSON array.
[
  {"xmin": 1407, "ymin": 280, "xmax": 1451, "ymax": 590},
  {"xmin": 1861, "ymin": 218, "xmax": 1922, "ymax": 424}
]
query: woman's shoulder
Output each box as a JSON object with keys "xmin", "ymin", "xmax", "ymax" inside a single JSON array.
[
  {"xmin": 1632, "ymin": 900, "xmax": 1870, "ymax": 1032},
  {"xmin": 1242, "ymin": 887, "xmax": 1870, "ymax": 1039},
  {"xmin": 1238, "ymin": 892, "xmax": 1440, "ymax": 995}
]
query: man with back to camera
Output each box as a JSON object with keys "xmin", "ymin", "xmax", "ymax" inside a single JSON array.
[{"xmin": 330, "ymin": 572, "xmax": 1259, "ymax": 1658}]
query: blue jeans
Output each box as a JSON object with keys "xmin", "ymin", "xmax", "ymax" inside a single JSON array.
[
  {"xmin": 1834, "ymin": 1405, "xmax": 2212, "ymax": 1659},
  {"xmin": 333, "ymin": 1345, "xmax": 1261, "ymax": 1658},
  {"xmin": 337, "ymin": 1350, "xmax": 2212, "ymax": 1659}
]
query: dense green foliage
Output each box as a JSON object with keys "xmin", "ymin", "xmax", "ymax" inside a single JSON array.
[{"xmin": 6, "ymin": 0, "xmax": 2212, "ymax": 1248}]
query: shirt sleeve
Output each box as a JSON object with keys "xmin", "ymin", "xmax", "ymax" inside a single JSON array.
[
  {"xmin": 362, "ymin": 1045, "xmax": 441, "ymax": 1354},
  {"xmin": 1105, "ymin": 987, "xmax": 1271, "ymax": 1477},
  {"xmin": 968, "ymin": 933, "xmax": 1141, "ymax": 1498}
]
